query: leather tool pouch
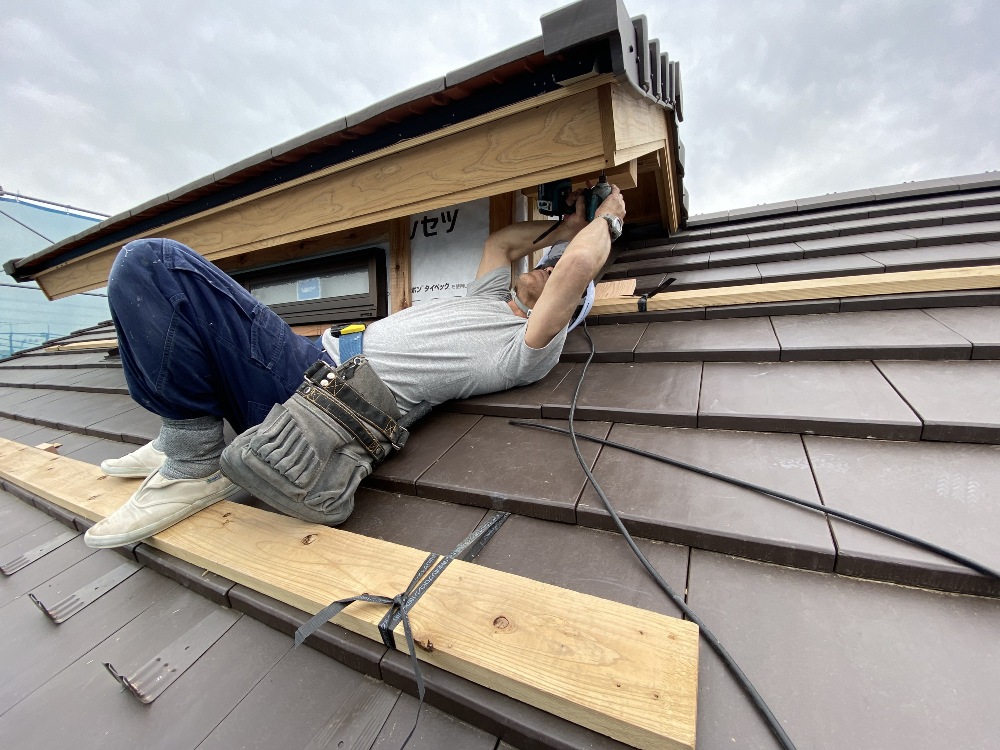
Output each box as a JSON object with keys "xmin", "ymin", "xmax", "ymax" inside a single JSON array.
[{"xmin": 220, "ymin": 357, "xmax": 409, "ymax": 526}]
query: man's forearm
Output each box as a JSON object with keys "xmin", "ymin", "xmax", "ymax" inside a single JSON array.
[{"xmin": 483, "ymin": 220, "xmax": 578, "ymax": 263}]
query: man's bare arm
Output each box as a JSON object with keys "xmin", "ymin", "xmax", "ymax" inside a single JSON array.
[
  {"xmin": 524, "ymin": 186, "xmax": 626, "ymax": 349},
  {"xmin": 475, "ymin": 191, "xmax": 588, "ymax": 278}
]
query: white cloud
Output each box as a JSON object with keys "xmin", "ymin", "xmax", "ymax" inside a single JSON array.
[{"xmin": 1, "ymin": 0, "xmax": 998, "ymax": 218}]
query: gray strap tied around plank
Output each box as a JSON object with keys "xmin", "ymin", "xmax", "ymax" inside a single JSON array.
[{"xmin": 293, "ymin": 511, "xmax": 511, "ymax": 749}]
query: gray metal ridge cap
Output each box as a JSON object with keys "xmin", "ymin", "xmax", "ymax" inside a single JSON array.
[
  {"xmin": 445, "ymin": 36, "xmax": 544, "ymax": 87},
  {"xmin": 631, "ymin": 14, "xmax": 650, "ymax": 95},
  {"xmin": 212, "ymin": 146, "xmax": 280, "ymax": 182},
  {"xmin": 953, "ymin": 170, "xmax": 1000, "ymax": 191},
  {"xmin": 649, "ymin": 37, "xmax": 661, "ymax": 101},
  {"xmin": 345, "ymin": 76, "xmax": 447, "ymax": 129},
  {"xmin": 542, "ymin": 0, "xmax": 640, "ymax": 88},
  {"xmin": 685, "ymin": 209, "xmax": 730, "ymax": 227},
  {"xmin": 870, "ymin": 176, "xmax": 962, "ymax": 201}
]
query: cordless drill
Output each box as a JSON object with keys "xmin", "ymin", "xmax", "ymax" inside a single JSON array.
[{"xmin": 534, "ymin": 170, "xmax": 613, "ymax": 243}]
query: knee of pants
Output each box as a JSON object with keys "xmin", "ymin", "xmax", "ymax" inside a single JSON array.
[{"xmin": 109, "ymin": 239, "xmax": 164, "ymax": 293}]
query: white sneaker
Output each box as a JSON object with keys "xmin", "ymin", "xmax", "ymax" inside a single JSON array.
[
  {"xmin": 100, "ymin": 441, "xmax": 167, "ymax": 478},
  {"xmin": 84, "ymin": 470, "xmax": 240, "ymax": 548}
]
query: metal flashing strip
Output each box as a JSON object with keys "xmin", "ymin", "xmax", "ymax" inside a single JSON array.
[
  {"xmin": 104, "ymin": 608, "xmax": 240, "ymax": 704},
  {"xmin": 29, "ymin": 560, "xmax": 142, "ymax": 623},
  {"xmin": 0, "ymin": 530, "xmax": 78, "ymax": 576}
]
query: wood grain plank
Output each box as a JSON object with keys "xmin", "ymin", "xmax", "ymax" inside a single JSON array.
[
  {"xmin": 388, "ymin": 216, "xmax": 412, "ymax": 313},
  {"xmin": 0, "ymin": 438, "xmax": 699, "ymax": 750},
  {"xmin": 37, "ymin": 89, "xmax": 608, "ymax": 300},
  {"xmin": 590, "ymin": 265, "xmax": 1000, "ymax": 315}
]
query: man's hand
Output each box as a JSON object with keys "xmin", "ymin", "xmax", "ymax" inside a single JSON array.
[
  {"xmin": 595, "ymin": 185, "xmax": 626, "ymax": 222},
  {"xmin": 524, "ymin": 183, "xmax": 626, "ymax": 348}
]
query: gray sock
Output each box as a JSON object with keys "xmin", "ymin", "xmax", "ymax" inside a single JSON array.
[{"xmin": 157, "ymin": 416, "xmax": 224, "ymax": 480}]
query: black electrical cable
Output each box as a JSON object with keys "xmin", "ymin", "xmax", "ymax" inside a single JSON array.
[
  {"xmin": 511, "ymin": 420, "xmax": 1000, "ymax": 583},
  {"xmin": 547, "ymin": 319, "xmax": 800, "ymax": 750}
]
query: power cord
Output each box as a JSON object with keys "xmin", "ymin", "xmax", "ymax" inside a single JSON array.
[
  {"xmin": 511, "ymin": 318, "xmax": 1000, "ymax": 750},
  {"xmin": 519, "ymin": 319, "xmax": 800, "ymax": 750}
]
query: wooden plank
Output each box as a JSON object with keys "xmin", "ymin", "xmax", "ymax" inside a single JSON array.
[
  {"xmin": 388, "ymin": 216, "xmax": 412, "ymax": 313},
  {"xmin": 44, "ymin": 338, "xmax": 118, "ymax": 351},
  {"xmin": 605, "ymin": 84, "xmax": 669, "ymax": 167},
  {"xmin": 590, "ymin": 265, "xmax": 1000, "ymax": 315},
  {"xmin": 0, "ymin": 438, "xmax": 699, "ymax": 750},
  {"xmin": 653, "ymin": 146, "xmax": 673, "ymax": 231},
  {"xmin": 595, "ymin": 279, "xmax": 637, "ymax": 299},
  {"xmin": 37, "ymin": 88, "xmax": 608, "ymax": 300},
  {"xmin": 661, "ymin": 111, "xmax": 682, "ymax": 233}
]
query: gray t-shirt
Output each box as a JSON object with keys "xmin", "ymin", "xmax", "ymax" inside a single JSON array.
[{"xmin": 321, "ymin": 267, "xmax": 567, "ymax": 413}]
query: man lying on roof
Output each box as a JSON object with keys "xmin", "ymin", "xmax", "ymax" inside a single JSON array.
[{"xmin": 83, "ymin": 185, "xmax": 625, "ymax": 548}]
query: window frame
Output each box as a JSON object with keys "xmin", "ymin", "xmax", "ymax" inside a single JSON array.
[{"xmin": 233, "ymin": 246, "xmax": 387, "ymax": 325}]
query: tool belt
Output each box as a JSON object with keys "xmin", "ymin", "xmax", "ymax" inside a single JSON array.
[{"xmin": 221, "ymin": 356, "xmax": 420, "ymax": 526}]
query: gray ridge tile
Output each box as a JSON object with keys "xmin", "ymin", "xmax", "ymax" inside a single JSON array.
[
  {"xmin": 634, "ymin": 317, "xmax": 780, "ymax": 362},
  {"xmin": 727, "ymin": 199, "xmax": 798, "ymax": 220},
  {"xmin": 875, "ymin": 360, "xmax": 1000, "ymax": 443},
  {"xmin": 771, "ymin": 309, "xmax": 972, "ymax": 361},
  {"xmin": 699, "ymin": 361, "xmax": 923, "ymax": 440},
  {"xmin": 757, "ymin": 253, "xmax": 884, "ymax": 281},
  {"xmin": 780, "ymin": 205, "xmax": 871, "ymax": 228},
  {"xmin": 709, "ymin": 217, "xmax": 785, "ymax": 237},
  {"xmin": 898, "ymin": 220, "xmax": 1000, "ymax": 246},
  {"xmin": 670, "ymin": 234, "xmax": 750, "ymax": 255},
  {"xmin": 924, "ymin": 306, "xmax": 1000, "ymax": 358},
  {"xmin": 663, "ymin": 264, "xmax": 761, "ymax": 290},
  {"xmin": 345, "ymin": 77, "xmax": 447, "ymax": 128},
  {"xmin": 954, "ymin": 171, "xmax": 1000, "ymax": 191},
  {"xmin": 871, "ymin": 176, "xmax": 961, "ymax": 200},
  {"xmin": 833, "ymin": 212, "xmax": 943, "ymax": 236},
  {"xmin": 688, "ymin": 550, "xmax": 1000, "ymax": 750},
  {"xmin": 578, "ymin": 425, "xmax": 836, "ymax": 570},
  {"xmin": 864, "ymin": 240, "xmax": 1000, "ymax": 272},
  {"xmin": 709, "ymin": 242, "xmax": 801, "ymax": 268},
  {"xmin": 797, "ymin": 230, "xmax": 915, "ymax": 257},
  {"xmin": 685, "ymin": 209, "xmax": 729, "ymax": 227},
  {"xmin": 794, "ymin": 187, "xmax": 876, "ymax": 210},
  {"xmin": 805, "ymin": 436, "xmax": 1000, "ymax": 596},
  {"xmin": 746, "ymin": 223, "xmax": 840, "ymax": 247},
  {"xmin": 446, "ymin": 36, "xmax": 544, "ymax": 86}
]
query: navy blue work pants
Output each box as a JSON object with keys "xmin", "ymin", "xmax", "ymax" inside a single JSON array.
[{"xmin": 109, "ymin": 238, "xmax": 330, "ymax": 434}]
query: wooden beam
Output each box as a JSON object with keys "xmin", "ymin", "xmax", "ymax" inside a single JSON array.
[
  {"xmin": 0, "ymin": 439, "xmax": 699, "ymax": 750},
  {"xmin": 590, "ymin": 265, "xmax": 1000, "ymax": 315},
  {"xmin": 37, "ymin": 88, "xmax": 608, "ymax": 300},
  {"xmin": 489, "ymin": 192, "xmax": 517, "ymax": 233},
  {"xmin": 598, "ymin": 83, "xmax": 669, "ymax": 168},
  {"xmin": 518, "ymin": 160, "xmax": 639, "ymax": 198},
  {"xmin": 388, "ymin": 216, "xmax": 412, "ymax": 313},
  {"xmin": 43, "ymin": 338, "xmax": 118, "ymax": 351},
  {"xmin": 653, "ymin": 145, "xmax": 674, "ymax": 232}
]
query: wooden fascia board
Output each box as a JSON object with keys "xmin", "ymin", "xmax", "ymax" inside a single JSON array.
[
  {"xmin": 0, "ymin": 439, "xmax": 699, "ymax": 750},
  {"xmin": 35, "ymin": 77, "xmax": 616, "ymax": 301},
  {"xmin": 590, "ymin": 265, "xmax": 1000, "ymax": 315}
]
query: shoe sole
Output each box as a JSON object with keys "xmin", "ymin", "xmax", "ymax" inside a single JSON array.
[
  {"xmin": 100, "ymin": 466, "xmax": 160, "ymax": 478},
  {"xmin": 84, "ymin": 482, "xmax": 242, "ymax": 548}
]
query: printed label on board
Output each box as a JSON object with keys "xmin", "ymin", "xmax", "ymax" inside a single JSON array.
[{"xmin": 409, "ymin": 198, "xmax": 489, "ymax": 304}]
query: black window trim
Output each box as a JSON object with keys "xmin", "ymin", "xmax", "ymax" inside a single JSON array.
[{"xmin": 232, "ymin": 246, "xmax": 387, "ymax": 326}]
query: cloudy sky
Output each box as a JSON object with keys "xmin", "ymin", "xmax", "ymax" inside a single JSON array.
[{"xmin": 2, "ymin": 0, "xmax": 997, "ymax": 218}]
